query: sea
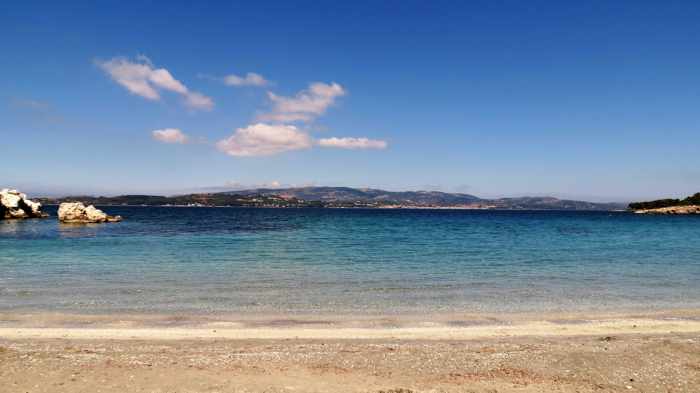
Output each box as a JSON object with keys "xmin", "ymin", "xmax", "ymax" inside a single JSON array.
[{"xmin": 1, "ymin": 206, "xmax": 699, "ymax": 315}]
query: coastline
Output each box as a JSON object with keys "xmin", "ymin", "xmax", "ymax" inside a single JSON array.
[
  {"xmin": 40, "ymin": 203, "xmax": 626, "ymax": 211},
  {"xmin": 633, "ymin": 205, "xmax": 700, "ymax": 214}
]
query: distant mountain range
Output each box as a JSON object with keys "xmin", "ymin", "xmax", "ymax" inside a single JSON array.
[
  {"xmin": 223, "ymin": 187, "xmax": 482, "ymax": 205},
  {"xmin": 38, "ymin": 186, "xmax": 627, "ymax": 211}
]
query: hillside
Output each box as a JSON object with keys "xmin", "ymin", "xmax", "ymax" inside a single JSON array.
[
  {"xmin": 37, "ymin": 193, "xmax": 322, "ymax": 208},
  {"xmin": 225, "ymin": 187, "xmax": 481, "ymax": 205},
  {"xmin": 37, "ymin": 187, "xmax": 625, "ymax": 210},
  {"xmin": 490, "ymin": 196, "xmax": 624, "ymax": 211}
]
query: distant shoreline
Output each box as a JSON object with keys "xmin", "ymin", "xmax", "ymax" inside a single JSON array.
[
  {"xmin": 33, "ymin": 186, "xmax": 627, "ymax": 211},
  {"xmin": 40, "ymin": 203, "xmax": 628, "ymax": 212}
]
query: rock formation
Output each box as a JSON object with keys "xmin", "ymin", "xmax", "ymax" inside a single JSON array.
[
  {"xmin": 0, "ymin": 189, "xmax": 47, "ymax": 219},
  {"xmin": 634, "ymin": 205, "xmax": 700, "ymax": 215},
  {"xmin": 57, "ymin": 202, "xmax": 122, "ymax": 223}
]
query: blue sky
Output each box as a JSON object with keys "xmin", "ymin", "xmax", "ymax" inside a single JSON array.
[{"xmin": 2, "ymin": 1, "xmax": 699, "ymax": 201}]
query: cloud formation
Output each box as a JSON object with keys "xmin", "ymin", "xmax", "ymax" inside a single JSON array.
[
  {"xmin": 152, "ymin": 128, "xmax": 188, "ymax": 144},
  {"xmin": 118, "ymin": 63, "xmax": 385, "ymax": 157},
  {"xmin": 97, "ymin": 57, "xmax": 213, "ymax": 111},
  {"xmin": 260, "ymin": 82, "xmax": 345, "ymax": 122},
  {"xmin": 224, "ymin": 72, "xmax": 269, "ymax": 87},
  {"xmin": 317, "ymin": 137, "xmax": 388, "ymax": 150},
  {"xmin": 216, "ymin": 123, "xmax": 312, "ymax": 157}
]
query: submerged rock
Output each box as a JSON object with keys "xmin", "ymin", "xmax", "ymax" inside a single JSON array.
[
  {"xmin": 0, "ymin": 189, "xmax": 47, "ymax": 219},
  {"xmin": 57, "ymin": 202, "xmax": 122, "ymax": 223}
]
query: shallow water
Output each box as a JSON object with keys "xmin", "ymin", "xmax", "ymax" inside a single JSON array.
[{"xmin": 1, "ymin": 207, "xmax": 699, "ymax": 314}]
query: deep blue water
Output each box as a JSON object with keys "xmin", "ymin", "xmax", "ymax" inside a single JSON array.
[{"xmin": 1, "ymin": 207, "xmax": 699, "ymax": 314}]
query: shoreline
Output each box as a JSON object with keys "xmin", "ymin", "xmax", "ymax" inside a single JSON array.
[{"xmin": 2, "ymin": 308, "xmax": 700, "ymax": 340}]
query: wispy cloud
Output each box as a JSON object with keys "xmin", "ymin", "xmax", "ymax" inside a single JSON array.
[
  {"xmin": 96, "ymin": 56, "xmax": 214, "ymax": 111},
  {"xmin": 216, "ymin": 123, "xmax": 313, "ymax": 157},
  {"xmin": 152, "ymin": 128, "xmax": 189, "ymax": 144},
  {"xmin": 223, "ymin": 180, "xmax": 283, "ymax": 189},
  {"xmin": 9, "ymin": 98, "xmax": 65, "ymax": 124},
  {"xmin": 259, "ymin": 82, "xmax": 345, "ymax": 122},
  {"xmin": 317, "ymin": 137, "xmax": 388, "ymax": 150},
  {"xmin": 224, "ymin": 72, "xmax": 269, "ymax": 87},
  {"xmin": 10, "ymin": 98, "xmax": 51, "ymax": 111}
]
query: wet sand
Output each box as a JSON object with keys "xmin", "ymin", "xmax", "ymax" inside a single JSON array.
[{"xmin": 1, "ymin": 310, "xmax": 699, "ymax": 392}]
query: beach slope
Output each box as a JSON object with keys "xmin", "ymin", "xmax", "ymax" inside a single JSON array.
[{"xmin": 1, "ymin": 313, "xmax": 699, "ymax": 392}]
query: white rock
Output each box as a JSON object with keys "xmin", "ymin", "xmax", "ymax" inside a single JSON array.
[
  {"xmin": 85, "ymin": 205, "xmax": 106, "ymax": 221},
  {"xmin": 1, "ymin": 189, "xmax": 21, "ymax": 208},
  {"xmin": 634, "ymin": 205, "xmax": 700, "ymax": 214},
  {"xmin": 1, "ymin": 188, "xmax": 46, "ymax": 219},
  {"xmin": 58, "ymin": 202, "xmax": 122, "ymax": 223},
  {"xmin": 25, "ymin": 199, "xmax": 43, "ymax": 215}
]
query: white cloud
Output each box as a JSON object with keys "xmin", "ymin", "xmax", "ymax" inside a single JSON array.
[
  {"xmin": 216, "ymin": 123, "xmax": 312, "ymax": 157},
  {"xmin": 317, "ymin": 137, "xmax": 388, "ymax": 150},
  {"xmin": 152, "ymin": 128, "xmax": 188, "ymax": 144},
  {"xmin": 184, "ymin": 92, "xmax": 214, "ymax": 110},
  {"xmin": 224, "ymin": 72, "xmax": 269, "ymax": 87},
  {"xmin": 259, "ymin": 82, "xmax": 345, "ymax": 122},
  {"xmin": 148, "ymin": 68, "xmax": 188, "ymax": 94},
  {"xmin": 97, "ymin": 56, "xmax": 213, "ymax": 111},
  {"xmin": 98, "ymin": 58, "xmax": 159, "ymax": 99}
]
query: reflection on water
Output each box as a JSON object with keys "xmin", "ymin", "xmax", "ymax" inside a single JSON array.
[
  {"xmin": 57, "ymin": 222, "xmax": 105, "ymax": 238},
  {"xmin": 0, "ymin": 219, "xmax": 25, "ymax": 235},
  {"xmin": 1, "ymin": 207, "xmax": 699, "ymax": 314}
]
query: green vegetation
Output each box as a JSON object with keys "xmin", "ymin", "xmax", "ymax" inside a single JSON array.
[{"xmin": 628, "ymin": 193, "xmax": 700, "ymax": 210}]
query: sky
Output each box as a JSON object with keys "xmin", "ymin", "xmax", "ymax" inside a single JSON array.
[{"xmin": 1, "ymin": 1, "xmax": 699, "ymax": 201}]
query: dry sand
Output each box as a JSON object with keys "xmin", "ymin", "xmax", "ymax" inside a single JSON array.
[{"xmin": 1, "ymin": 310, "xmax": 699, "ymax": 392}]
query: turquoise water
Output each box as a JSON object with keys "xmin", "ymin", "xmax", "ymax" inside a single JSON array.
[{"xmin": 1, "ymin": 207, "xmax": 699, "ymax": 314}]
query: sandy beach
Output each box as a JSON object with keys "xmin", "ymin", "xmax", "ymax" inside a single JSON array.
[{"xmin": 1, "ymin": 311, "xmax": 699, "ymax": 392}]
